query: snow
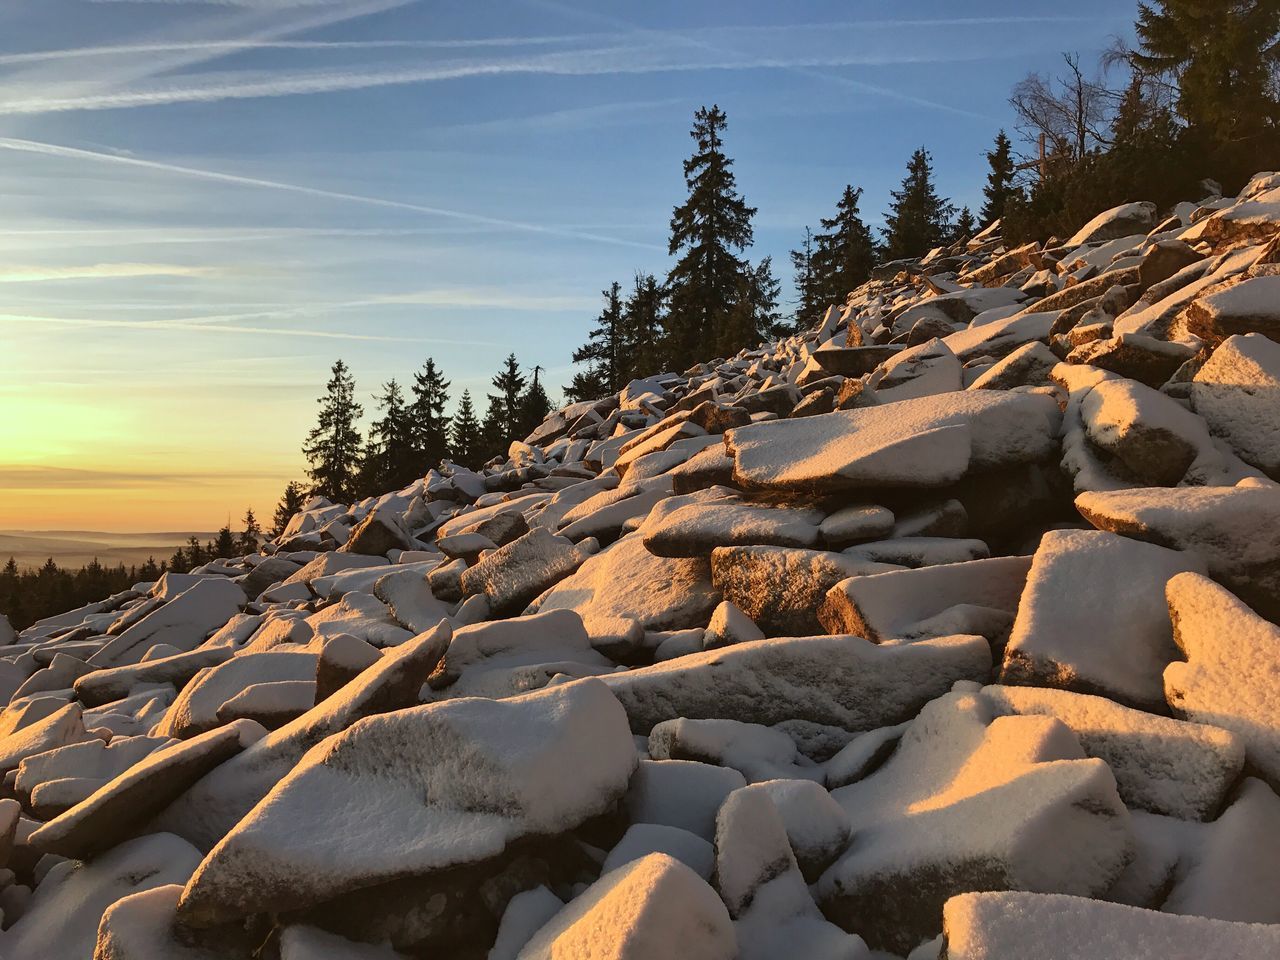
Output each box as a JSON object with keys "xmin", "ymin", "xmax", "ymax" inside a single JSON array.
[
  {"xmin": 176, "ymin": 679, "xmax": 636, "ymax": 926},
  {"xmin": 747, "ymin": 779, "xmax": 850, "ymax": 881},
  {"xmin": 818, "ymin": 505, "xmax": 895, "ymax": 550},
  {"xmin": 215, "ymin": 679, "xmax": 316, "ymax": 726},
  {"xmin": 999, "ymin": 530, "xmax": 1207, "ymax": 712},
  {"xmin": 1079, "ymin": 377, "xmax": 1214, "ymax": 485},
  {"xmin": 819, "ymin": 691, "xmax": 1132, "ymax": 954},
  {"xmin": 0, "ymin": 702, "xmax": 96, "ymax": 773},
  {"xmin": 701, "ymin": 601, "xmax": 765, "ymax": 650},
  {"xmin": 1164, "ymin": 572, "xmax": 1280, "ymax": 783},
  {"xmin": 1066, "ymin": 201, "xmax": 1157, "ymax": 246},
  {"xmin": 604, "ymin": 634, "xmax": 991, "ymax": 734},
  {"xmin": 941, "ymin": 891, "xmax": 1280, "ymax": 960},
  {"xmin": 1191, "ymin": 333, "xmax": 1280, "ymax": 478},
  {"xmin": 821, "ymin": 555, "xmax": 1030, "ymax": 642},
  {"xmin": 305, "ymin": 592, "xmax": 414, "ymax": 649},
  {"xmin": 980, "ymin": 684, "xmax": 1243, "ymax": 820},
  {"xmin": 626, "ymin": 758, "xmax": 746, "ymax": 840},
  {"xmin": 639, "ymin": 487, "xmax": 823, "ymax": 557},
  {"xmin": 515, "ymin": 854, "xmax": 736, "ymax": 960},
  {"xmin": 155, "ymin": 649, "xmax": 317, "ymax": 739},
  {"xmin": 88, "ymin": 577, "xmax": 246, "ymax": 668},
  {"xmin": 726, "ymin": 391, "xmax": 1060, "ymax": 493},
  {"xmin": 648, "ymin": 717, "xmax": 814, "ymax": 783},
  {"xmin": 279, "ymin": 923, "xmax": 409, "ymax": 958},
  {"xmin": 489, "ymin": 887, "xmax": 564, "ymax": 960},
  {"xmin": 95, "ymin": 884, "xmax": 228, "ymax": 960},
  {"xmin": 458, "ymin": 527, "xmax": 595, "ymax": 616},
  {"xmin": 602, "ymin": 823, "xmax": 714, "ymax": 879},
  {"xmin": 842, "ymin": 537, "xmax": 988, "ymax": 569}
]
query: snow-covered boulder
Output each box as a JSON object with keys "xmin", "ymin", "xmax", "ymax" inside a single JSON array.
[
  {"xmin": 639, "ymin": 488, "xmax": 823, "ymax": 557},
  {"xmin": 459, "ymin": 527, "xmax": 595, "ymax": 616},
  {"xmin": 1191, "ymin": 333, "xmax": 1280, "ymax": 478},
  {"xmin": 88, "ymin": 578, "xmax": 246, "ymax": 668},
  {"xmin": 1065, "ymin": 201, "xmax": 1157, "ymax": 247}
]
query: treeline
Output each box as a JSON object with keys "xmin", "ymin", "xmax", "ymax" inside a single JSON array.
[
  {"xmin": 276, "ymin": 352, "xmax": 553, "ymax": 513},
  {"xmin": 0, "ymin": 557, "xmax": 153, "ymax": 633},
  {"xmin": 566, "ymin": 0, "xmax": 1280, "ymax": 395}
]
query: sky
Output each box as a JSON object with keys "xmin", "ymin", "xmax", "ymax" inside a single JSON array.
[{"xmin": 0, "ymin": 0, "xmax": 1139, "ymax": 532}]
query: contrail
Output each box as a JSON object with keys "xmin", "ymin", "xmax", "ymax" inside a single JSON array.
[{"xmin": 0, "ymin": 136, "xmax": 664, "ymax": 251}]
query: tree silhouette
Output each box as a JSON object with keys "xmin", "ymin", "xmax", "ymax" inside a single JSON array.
[
  {"xmin": 881, "ymin": 148, "xmax": 956, "ymax": 261},
  {"xmin": 303, "ymin": 359, "xmax": 363, "ymax": 502},
  {"xmin": 409, "ymin": 359, "xmax": 451, "ymax": 473},
  {"xmin": 450, "ymin": 390, "xmax": 483, "ymax": 469}
]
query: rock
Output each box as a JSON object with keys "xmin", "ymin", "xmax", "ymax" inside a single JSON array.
[
  {"xmin": 702, "ymin": 601, "xmax": 765, "ymax": 649},
  {"xmin": 842, "ymin": 536, "xmax": 988, "ymax": 568},
  {"xmin": 603, "ymin": 633, "xmax": 991, "ymax": 734},
  {"xmin": 748, "ymin": 779, "xmax": 850, "ymax": 882},
  {"xmin": 967, "ymin": 341, "xmax": 1058, "ymax": 391},
  {"xmin": 626, "ymin": 759, "xmax": 747, "ymax": 840},
  {"xmin": 154, "ymin": 649, "xmax": 318, "ymax": 739},
  {"xmin": 726, "ymin": 391, "xmax": 1060, "ymax": 494},
  {"xmin": 239, "ymin": 557, "xmax": 304, "ymax": 599},
  {"xmin": 818, "ymin": 505, "xmax": 895, "ymax": 549},
  {"xmin": 94, "ymin": 885, "xmax": 235, "ymax": 960},
  {"xmin": 980, "ymin": 684, "xmax": 1243, "ymax": 819},
  {"xmin": 1066, "ymin": 201, "xmax": 1157, "ymax": 246},
  {"xmin": 2, "ymin": 833, "xmax": 202, "ymax": 960},
  {"xmin": 1079, "ymin": 377, "xmax": 1213, "ymax": 485},
  {"xmin": 515, "ymin": 854, "xmax": 736, "ymax": 960},
  {"xmin": 812, "ymin": 345, "xmax": 902, "ymax": 378},
  {"xmin": 216, "ymin": 680, "xmax": 316, "ymax": 728},
  {"xmin": 1067, "ymin": 333, "xmax": 1198, "ymax": 389},
  {"xmin": 88, "ymin": 578, "xmax": 246, "ymax": 668},
  {"xmin": 278, "ymin": 923, "xmax": 409, "ymax": 958},
  {"xmin": 0, "ymin": 702, "xmax": 96, "ymax": 773},
  {"xmin": 74, "ymin": 645, "xmax": 235, "ymax": 708},
  {"xmin": 711, "ymin": 545, "xmax": 897, "ymax": 637},
  {"xmin": 436, "ymin": 532, "xmax": 497, "ymax": 563},
  {"xmin": 315, "ymin": 634, "xmax": 382, "ymax": 701},
  {"xmin": 1164, "ymin": 572, "xmax": 1280, "ymax": 784},
  {"xmin": 341, "ymin": 509, "xmax": 415, "ymax": 556},
  {"xmin": 818, "ymin": 691, "xmax": 1132, "ymax": 953},
  {"xmin": 531, "ymin": 533, "xmax": 720, "ymax": 638},
  {"xmin": 999, "ymin": 530, "xmax": 1206, "ymax": 712},
  {"xmin": 15, "ymin": 735, "xmax": 172, "ymax": 811},
  {"xmin": 1183, "ymin": 275, "xmax": 1280, "ymax": 344},
  {"xmin": 820, "ymin": 555, "xmax": 1030, "ymax": 643},
  {"xmin": 639, "ymin": 488, "xmax": 823, "ymax": 558},
  {"xmin": 158, "ymin": 621, "xmax": 450, "ymax": 852},
  {"xmin": 603, "ymin": 824, "xmax": 714, "ymax": 879},
  {"xmin": 304, "ymin": 591, "xmax": 413, "ymax": 649},
  {"xmin": 940, "ymin": 890, "xmax": 1280, "ymax": 960},
  {"xmin": 1191, "ymin": 333, "xmax": 1280, "ymax": 478},
  {"xmin": 29, "ymin": 719, "xmax": 264, "ymax": 860},
  {"xmin": 1139, "ymin": 239, "xmax": 1203, "ymax": 290},
  {"xmin": 458, "ymin": 528, "xmax": 594, "ymax": 617},
  {"xmin": 176, "ymin": 679, "xmax": 636, "ymax": 927},
  {"xmin": 489, "ymin": 887, "xmax": 565, "ymax": 960},
  {"xmin": 648, "ymin": 718, "xmax": 814, "ymax": 784}
]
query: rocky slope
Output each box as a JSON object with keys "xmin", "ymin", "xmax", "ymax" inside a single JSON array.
[{"xmin": 1, "ymin": 173, "xmax": 1280, "ymax": 959}]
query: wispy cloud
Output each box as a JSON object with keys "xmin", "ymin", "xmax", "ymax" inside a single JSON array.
[
  {"xmin": 0, "ymin": 263, "xmax": 217, "ymax": 282},
  {"xmin": 0, "ymin": 465, "xmax": 286, "ymax": 491},
  {"xmin": 0, "ymin": 137, "xmax": 662, "ymax": 251}
]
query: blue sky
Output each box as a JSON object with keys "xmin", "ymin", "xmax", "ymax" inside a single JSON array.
[{"xmin": 0, "ymin": 0, "xmax": 1139, "ymax": 530}]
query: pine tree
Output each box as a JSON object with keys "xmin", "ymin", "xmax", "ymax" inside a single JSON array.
[
  {"xmin": 565, "ymin": 282, "xmax": 623, "ymax": 403},
  {"xmin": 810, "ymin": 185, "xmax": 878, "ymax": 315},
  {"xmin": 409, "ymin": 359, "xmax": 451, "ymax": 473},
  {"xmin": 488, "ymin": 354, "xmax": 526, "ymax": 445},
  {"xmin": 302, "ymin": 359, "xmax": 363, "ymax": 503},
  {"xmin": 1133, "ymin": 0, "xmax": 1280, "ymax": 181},
  {"xmin": 664, "ymin": 105, "xmax": 759, "ymax": 369},
  {"xmin": 480, "ymin": 394, "xmax": 507, "ymax": 465},
  {"xmin": 213, "ymin": 525, "xmax": 237, "ymax": 559},
  {"xmin": 950, "ymin": 206, "xmax": 978, "ymax": 243},
  {"xmin": 358, "ymin": 379, "xmax": 417, "ymax": 496},
  {"xmin": 790, "ymin": 227, "xmax": 822, "ymax": 333},
  {"xmin": 619, "ymin": 272, "xmax": 667, "ymax": 383},
  {"xmin": 270, "ymin": 481, "xmax": 307, "ymax": 539},
  {"xmin": 168, "ymin": 548, "xmax": 189, "ymax": 575},
  {"xmin": 184, "ymin": 535, "xmax": 205, "ymax": 570},
  {"xmin": 881, "ymin": 148, "xmax": 957, "ymax": 261},
  {"xmin": 450, "ymin": 390, "xmax": 483, "ymax": 469},
  {"xmin": 980, "ymin": 130, "xmax": 1018, "ymax": 226},
  {"xmin": 239, "ymin": 508, "xmax": 262, "ymax": 555},
  {"xmin": 518, "ymin": 366, "xmax": 553, "ymax": 439}
]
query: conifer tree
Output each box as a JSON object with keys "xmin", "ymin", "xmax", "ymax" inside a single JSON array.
[
  {"xmin": 950, "ymin": 206, "xmax": 978, "ymax": 243},
  {"xmin": 359, "ymin": 379, "xmax": 417, "ymax": 495},
  {"xmin": 302, "ymin": 359, "xmax": 363, "ymax": 503},
  {"xmin": 790, "ymin": 227, "xmax": 821, "ymax": 333},
  {"xmin": 271, "ymin": 481, "xmax": 307, "ymax": 538},
  {"xmin": 811, "ymin": 185, "xmax": 878, "ymax": 314},
  {"xmin": 881, "ymin": 148, "xmax": 957, "ymax": 261},
  {"xmin": 479, "ymin": 394, "xmax": 507, "ymax": 465},
  {"xmin": 565, "ymin": 283, "xmax": 623, "ymax": 403},
  {"xmin": 213, "ymin": 525, "xmax": 237, "ymax": 559},
  {"xmin": 238, "ymin": 508, "xmax": 261, "ymax": 554},
  {"xmin": 980, "ymin": 130, "xmax": 1018, "ymax": 226},
  {"xmin": 620, "ymin": 272, "xmax": 667, "ymax": 382},
  {"xmin": 450, "ymin": 390, "xmax": 483, "ymax": 469},
  {"xmin": 409, "ymin": 359, "xmax": 451, "ymax": 472},
  {"xmin": 184, "ymin": 535, "xmax": 205, "ymax": 570},
  {"xmin": 518, "ymin": 366, "xmax": 553, "ymax": 438},
  {"xmin": 168, "ymin": 547, "xmax": 190, "ymax": 575},
  {"xmin": 488, "ymin": 354, "xmax": 526, "ymax": 444},
  {"xmin": 664, "ymin": 105, "xmax": 759, "ymax": 369}
]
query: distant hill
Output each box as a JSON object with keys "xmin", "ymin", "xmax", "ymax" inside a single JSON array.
[{"xmin": 0, "ymin": 530, "xmax": 217, "ymax": 571}]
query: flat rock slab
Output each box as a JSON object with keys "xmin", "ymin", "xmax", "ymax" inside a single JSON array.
[
  {"xmin": 941, "ymin": 890, "xmax": 1280, "ymax": 960},
  {"xmin": 819, "ymin": 691, "xmax": 1131, "ymax": 954},
  {"xmin": 1164, "ymin": 572, "xmax": 1280, "ymax": 784},
  {"xmin": 1000, "ymin": 529, "xmax": 1206, "ymax": 712},
  {"xmin": 602, "ymin": 633, "xmax": 991, "ymax": 734},
  {"xmin": 30, "ymin": 719, "xmax": 264, "ymax": 859},
  {"xmin": 89, "ymin": 578, "xmax": 246, "ymax": 668},
  {"xmin": 1077, "ymin": 484, "xmax": 1280, "ymax": 620},
  {"xmin": 1191, "ymin": 333, "xmax": 1280, "ymax": 478},
  {"xmin": 726, "ymin": 391, "xmax": 1060, "ymax": 494},
  {"xmin": 177, "ymin": 678, "xmax": 636, "ymax": 926},
  {"xmin": 459, "ymin": 528, "xmax": 595, "ymax": 617},
  {"xmin": 640, "ymin": 487, "xmax": 823, "ymax": 557}
]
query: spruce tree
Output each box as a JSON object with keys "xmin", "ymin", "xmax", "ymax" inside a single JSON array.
[
  {"xmin": 359, "ymin": 379, "xmax": 417, "ymax": 495},
  {"xmin": 950, "ymin": 206, "xmax": 978, "ymax": 243},
  {"xmin": 213, "ymin": 525, "xmax": 237, "ymax": 559},
  {"xmin": 565, "ymin": 282, "xmax": 623, "ymax": 403},
  {"xmin": 790, "ymin": 227, "xmax": 821, "ymax": 333},
  {"xmin": 302, "ymin": 359, "xmax": 363, "ymax": 503},
  {"xmin": 811, "ymin": 185, "xmax": 878, "ymax": 314},
  {"xmin": 1133, "ymin": 0, "xmax": 1280, "ymax": 180},
  {"xmin": 980, "ymin": 130, "xmax": 1017, "ymax": 226},
  {"xmin": 479, "ymin": 394, "xmax": 507, "ymax": 465},
  {"xmin": 271, "ymin": 481, "xmax": 307, "ymax": 538},
  {"xmin": 881, "ymin": 148, "xmax": 957, "ymax": 261},
  {"xmin": 619, "ymin": 273, "xmax": 666, "ymax": 382},
  {"xmin": 518, "ymin": 366, "xmax": 553, "ymax": 438},
  {"xmin": 664, "ymin": 105, "xmax": 758, "ymax": 369},
  {"xmin": 450, "ymin": 390, "xmax": 483, "ymax": 469},
  {"xmin": 409, "ymin": 359, "xmax": 451, "ymax": 473},
  {"xmin": 238, "ymin": 508, "xmax": 262, "ymax": 554},
  {"xmin": 488, "ymin": 354, "xmax": 526, "ymax": 443}
]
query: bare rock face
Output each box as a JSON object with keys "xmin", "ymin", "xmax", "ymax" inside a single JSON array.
[{"xmin": 341, "ymin": 509, "xmax": 415, "ymax": 557}]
